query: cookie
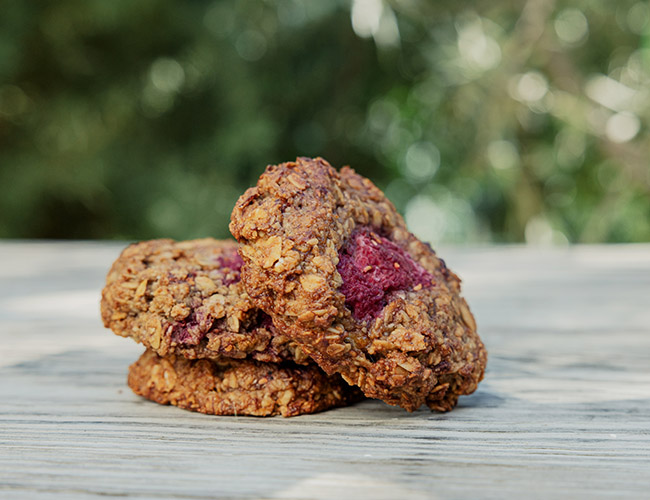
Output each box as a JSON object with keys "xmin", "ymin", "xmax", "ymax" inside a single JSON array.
[
  {"xmin": 101, "ymin": 238, "xmax": 308, "ymax": 364},
  {"xmin": 230, "ymin": 157, "xmax": 487, "ymax": 411},
  {"xmin": 128, "ymin": 349, "xmax": 362, "ymax": 417}
]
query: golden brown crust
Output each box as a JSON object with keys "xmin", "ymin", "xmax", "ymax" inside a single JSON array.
[
  {"xmin": 101, "ymin": 238, "xmax": 309, "ymax": 364},
  {"xmin": 128, "ymin": 349, "xmax": 362, "ymax": 417},
  {"xmin": 230, "ymin": 157, "xmax": 487, "ymax": 411}
]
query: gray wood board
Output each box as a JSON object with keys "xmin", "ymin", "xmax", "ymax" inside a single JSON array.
[{"xmin": 1, "ymin": 242, "xmax": 649, "ymax": 499}]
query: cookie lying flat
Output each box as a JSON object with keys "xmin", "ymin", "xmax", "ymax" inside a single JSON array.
[
  {"xmin": 230, "ymin": 157, "xmax": 487, "ymax": 412},
  {"xmin": 101, "ymin": 238, "xmax": 308, "ymax": 364},
  {"xmin": 128, "ymin": 349, "xmax": 362, "ymax": 417}
]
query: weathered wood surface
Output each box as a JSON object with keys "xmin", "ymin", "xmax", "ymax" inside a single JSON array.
[{"xmin": 1, "ymin": 242, "xmax": 649, "ymax": 499}]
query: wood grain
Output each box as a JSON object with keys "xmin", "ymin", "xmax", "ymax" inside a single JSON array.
[{"xmin": 1, "ymin": 242, "xmax": 649, "ymax": 499}]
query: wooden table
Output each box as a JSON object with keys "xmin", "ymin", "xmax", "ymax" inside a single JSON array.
[{"xmin": 1, "ymin": 242, "xmax": 649, "ymax": 499}]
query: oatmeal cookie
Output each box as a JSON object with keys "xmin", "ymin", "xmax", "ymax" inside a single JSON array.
[
  {"xmin": 101, "ymin": 238, "xmax": 308, "ymax": 364},
  {"xmin": 230, "ymin": 157, "xmax": 487, "ymax": 411},
  {"xmin": 128, "ymin": 349, "xmax": 362, "ymax": 417}
]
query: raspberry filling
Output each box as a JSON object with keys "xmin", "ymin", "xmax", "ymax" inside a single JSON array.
[
  {"xmin": 171, "ymin": 309, "xmax": 212, "ymax": 345},
  {"xmin": 337, "ymin": 227, "xmax": 432, "ymax": 321},
  {"xmin": 217, "ymin": 249, "xmax": 243, "ymax": 285}
]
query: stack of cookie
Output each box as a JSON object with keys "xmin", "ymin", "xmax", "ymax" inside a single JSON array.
[
  {"xmin": 101, "ymin": 157, "xmax": 487, "ymax": 417},
  {"xmin": 101, "ymin": 238, "xmax": 362, "ymax": 417}
]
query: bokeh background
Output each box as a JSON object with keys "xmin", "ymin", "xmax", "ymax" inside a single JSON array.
[{"xmin": 1, "ymin": 0, "xmax": 649, "ymax": 244}]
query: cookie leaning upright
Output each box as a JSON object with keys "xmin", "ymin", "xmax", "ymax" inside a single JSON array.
[{"xmin": 230, "ymin": 157, "xmax": 487, "ymax": 412}]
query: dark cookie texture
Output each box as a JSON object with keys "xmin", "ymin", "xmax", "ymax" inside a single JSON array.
[
  {"xmin": 230, "ymin": 157, "xmax": 487, "ymax": 411},
  {"xmin": 128, "ymin": 349, "xmax": 362, "ymax": 417},
  {"xmin": 101, "ymin": 238, "xmax": 308, "ymax": 364}
]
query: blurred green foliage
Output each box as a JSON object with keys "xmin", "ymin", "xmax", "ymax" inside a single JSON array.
[{"xmin": 0, "ymin": 0, "xmax": 649, "ymax": 243}]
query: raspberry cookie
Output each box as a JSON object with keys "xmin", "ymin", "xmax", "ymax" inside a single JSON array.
[
  {"xmin": 101, "ymin": 238, "xmax": 308, "ymax": 364},
  {"xmin": 129, "ymin": 349, "xmax": 362, "ymax": 417},
  {"xmin": 230, "ymin": 157, "xmax": 487, "ymax": 411}
]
